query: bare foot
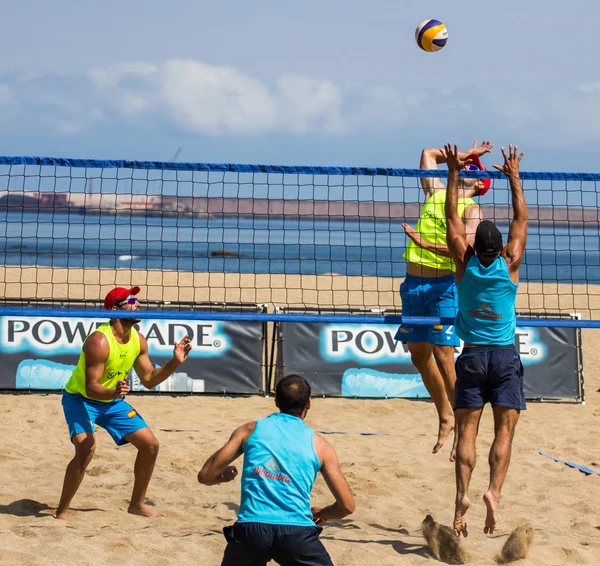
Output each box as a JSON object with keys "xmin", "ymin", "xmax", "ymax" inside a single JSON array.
[
  {"xmin": 55, "ymin": 510, "xmax": 69, "ymax": 520},
  {"xmin": 128, "ymin": 503, "xmax": 166, "ymax": 518},
  {"xmin": 453, "ymin": 496, "xmax": 470, "ymax": 537},
  {"xmin": 433, "ymin": 417, "xmax": 455, "ymax": 455},
  {"xmin": 483, "ymin": 491, "xmax": 499, "ymax": 534}
]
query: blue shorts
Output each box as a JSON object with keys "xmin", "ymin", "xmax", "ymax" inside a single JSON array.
[
  {"xmin": 62, "ymin": 392, "xmax": 148, "ymax": 446},
  {"xmin": 454, "ymin": 345, "xmax": 526, "ymax": 410},
  {"xmin": 221, "ymin": 522, "xmax": 332, "ymax": 566},
  {"xmin": 395, "ymin": 274, "xmax": 460, "ymax": 347}
]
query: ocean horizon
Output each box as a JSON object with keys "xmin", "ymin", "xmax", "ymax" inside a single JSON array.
[{"xmin": 1, "ymin": 210, "xmax": 599, "ymax": 282}]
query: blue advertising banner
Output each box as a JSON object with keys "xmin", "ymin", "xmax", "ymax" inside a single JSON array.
[
  {"xmin": 0, "ymin": 315, "xmax": 263, "ymax": 394},
  {"xmin": 280, "ymin": 322, "xmax": 581, "ymax": 400}
]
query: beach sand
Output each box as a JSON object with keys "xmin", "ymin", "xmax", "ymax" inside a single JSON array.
[
  {"xmin": 0, "ymin": 268, "xmax": 599, "ymax": 565},
  {"xmin": 3, "ymin": 265, "xmax": 600, "ymax": 319}
]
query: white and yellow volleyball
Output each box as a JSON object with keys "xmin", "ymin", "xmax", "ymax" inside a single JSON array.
[{"xmin": 415, "ymin": 19, "xmax": 448, "ymax": 53}]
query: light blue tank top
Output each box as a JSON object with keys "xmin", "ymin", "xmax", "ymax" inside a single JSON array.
[
  {"xmin": 455, "ymin": 255, "xmax": 518, "ymax": 346},
  {"xmin": 237, "ymin": 412, "xmax": 321, "ymax": 526}
]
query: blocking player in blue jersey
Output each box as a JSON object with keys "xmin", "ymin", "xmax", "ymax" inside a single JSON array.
[{"xmin": 443, "ymin": 144, "xmax": 528, "ymax": 538}]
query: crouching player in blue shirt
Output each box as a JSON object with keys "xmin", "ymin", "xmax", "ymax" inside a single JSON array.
[
  {"xmin": 198, "ymin": 374, "xmax": 355, "ymax": 566},
  {"xmin": 443, "ymin": 144, "xmax": 528, "ymax": 538}
]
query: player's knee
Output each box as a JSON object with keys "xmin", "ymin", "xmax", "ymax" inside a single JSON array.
[
  {"xmin": 495, "ymin": 423, "xmax": 518, "ymax": 442},
  {"xmin": 75, "ymin": 442, "xmax": 95, "ymax": 468},
  {"xmin": 143, "ymin": 436, "xmax": 160, "ymax": 458},
  {"xmin": 407, "ymin": 343, "xmax": 432, "ymax": 368},
  {"xmin": 432, "ymin": 345, "xmax": 454, "ymax": 365}
]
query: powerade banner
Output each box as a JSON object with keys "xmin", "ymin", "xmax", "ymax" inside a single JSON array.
[
  {"xmin": 0, "ymin": 316, "xmax": 263, "ymax": 394},
  {"xmin": 280, "ymin": 323, "xmax": 581, "ymax": 400}
]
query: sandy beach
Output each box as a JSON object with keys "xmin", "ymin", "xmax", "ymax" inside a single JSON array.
[
  {"xmin": 0, "ymin": 359, "xmax": 599, "ymax": 565},
  {"xmin": 2, "ymin": 265, "xmax": 600, "ymax": 319},
  {"xmin": 0, "ymin": 267, "xmax": 599, "ymax": 565}
]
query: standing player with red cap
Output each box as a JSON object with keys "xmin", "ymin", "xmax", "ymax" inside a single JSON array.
[
  {"xmin": 56, "ymin": 286, "xmax": 192, "ymax": 519},
  {"xmin": 397, "ymin": 141, "xmax": 493, "ymax": 460}
]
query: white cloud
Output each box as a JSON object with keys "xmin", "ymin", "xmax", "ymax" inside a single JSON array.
[
  {"xmin": 275, "ymin": 74, "xmax": 345, "ymax": 134},
  {"xmin": 2, "ymin": 59, "xmax": 600, "ymax": 149},
  {"xmin": 88, "ymin": 62, "xmax": 158, "ymax": 117},
  {"xmin": 84, "ymin": 59, "xmax": 350, "ymax": 135},
  {"xmin": 159, "ymin": 59, "xmax": 277, "ymax": 135},
  {"xmin": 483, "ymin": 85, "xmax": 600, "ymax": 147}
]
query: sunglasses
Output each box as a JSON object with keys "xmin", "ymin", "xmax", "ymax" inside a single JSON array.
[{"xmin": 116, "ymin": 297, "xmax": 139, "ymax": 306}]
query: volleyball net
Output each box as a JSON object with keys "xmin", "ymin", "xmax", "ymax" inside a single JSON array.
[{"xmin": 1, "ymin": 155, "xmax": 600, "ymax": 327}]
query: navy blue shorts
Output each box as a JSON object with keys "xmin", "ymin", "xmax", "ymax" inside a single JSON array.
[
  {"xmin": 221, "ymin": 522, "xmax": 333, "ymax": 566},
  {"xmin": 454, "ymin": 345, "xmax": 526, "ymax": 410}
]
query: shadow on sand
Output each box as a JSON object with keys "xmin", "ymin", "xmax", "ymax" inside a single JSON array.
[{"xmin": 0, "ymin": 499, "xmax": 105, "ymax": 518}]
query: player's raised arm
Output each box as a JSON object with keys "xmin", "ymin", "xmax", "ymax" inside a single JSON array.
[
  {"xmin": 420, "ymin": 141, "xmax": 493, "ymax": 199},
  {"xmin": 443, "ymin": 144, "xmax": 471, "ymax": 276},
  {"xmin": 493, "ymin": 145, "xmax": 528, "ymax": 280},
  {"xmin": 419, "ymin": 147, "xmax": 449, "ymax": 198}
]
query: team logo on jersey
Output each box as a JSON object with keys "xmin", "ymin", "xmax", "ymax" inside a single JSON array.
[
  {"xmin": 264, "ymin": 458, "xmax": 281, "ymax": 472},
  {"xmin": 469, "ymin": 302, "xmax": 502, "ymax": 320},
  {"xmin": 252, "ymin": 458, "xmax": 290, "ymax": 483}
]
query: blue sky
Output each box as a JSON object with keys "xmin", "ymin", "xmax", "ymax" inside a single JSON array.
[{"xmin": 1, "ymin": 0, "xmax": 599, "ymax": 171}]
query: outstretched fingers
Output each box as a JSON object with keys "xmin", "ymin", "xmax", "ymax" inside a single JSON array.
[
  {"xmin": 508, "ymin": 145, "xmax": 524, "ymax": 161},
  {"xmin": 179, "ymin": 335, "xmax": 192, "ymax": 354},
  {"xmin": 481, "ymin": 140, "xmax": 494, "ymax": 153},
  {"xmin": 513, "ymin": 146, "xmax": 525, "ymax": 162},
  {"xmin": 492, "ymin": 144, "xmax": 524, "ymax": 175},
  {"xmin": 444, "ymin": 143, "xmax": 459, "ymax": 160}
]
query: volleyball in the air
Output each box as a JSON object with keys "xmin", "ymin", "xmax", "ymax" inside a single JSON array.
[{"xmin": 415, "ymin": 19, "xmax": 448, "ymax": 52}]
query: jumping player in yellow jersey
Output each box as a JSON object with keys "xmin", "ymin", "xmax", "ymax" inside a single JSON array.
[
  {"xmin": 56, "ymin": 286, "xmax": 192, "ymax": 520},
  {"xmin": 396, "ymin": 141, "xmax": 493, "ymax": 459}
]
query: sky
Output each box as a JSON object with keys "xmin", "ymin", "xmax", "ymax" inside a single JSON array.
[{"xmin": 1, "ymin": 0, "xmax": 600, "ymax": 172}]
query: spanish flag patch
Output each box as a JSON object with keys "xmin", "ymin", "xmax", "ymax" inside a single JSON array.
[
  {"xmin": 433, "ymin": 325, "xmax": 443, "ymax": 331},
  {"xmin": 127, "ymin": 409, "xmax": 137, "ymax": 418}
]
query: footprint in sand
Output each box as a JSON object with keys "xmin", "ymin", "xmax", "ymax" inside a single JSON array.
[
  {"xmin": 422, "ymin": 514, "xmax": 468, "ymax": 565},
  {"xmin": 86, "ymin": 465, "xmax": 111, "ymax": 477},
  {"xmin": 497, "ymin": 523, "xmax": 534, "ymax": 564}
]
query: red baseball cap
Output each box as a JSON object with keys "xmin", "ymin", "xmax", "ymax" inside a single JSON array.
[
  {"xmin": 465, "ymin": 154, "xmax": 492, "ymax": 196},
  {"xmin": 104, "ymin": 286, "xmax": 141, "ymax": 310}
]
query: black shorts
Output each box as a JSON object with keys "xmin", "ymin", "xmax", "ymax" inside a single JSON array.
[
  {"xmin": 221, "ymin": 522, "xmax": 333, "ymax": 566},
  {"xmin": 454, "ymin": 345, "xmax": 526, "ymax": 411}
]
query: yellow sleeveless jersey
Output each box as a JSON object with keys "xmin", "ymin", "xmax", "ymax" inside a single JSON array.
[
  {"xmin": 65, "ymin": 322, "xmax": 141, "ymax": 402},
  {"xmin": 403, "ymin": 189, "xmax": 476, "ymax": 272}
]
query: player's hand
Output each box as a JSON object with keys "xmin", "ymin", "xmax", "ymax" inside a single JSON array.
[
  {"xmin": 218, "ymin": 466, "xmax": 238, "ymax": 483},
  {"xmin": 492, "ymin": 145, "xmax": 524, "ymax": 181},
  {"xmin": 468, "ymin": 140, "xmax": 494, "ymax": 157},
  {"xmin": 402, "ymin": 223, "xmax": 423, "ymax": 247},
  {"xmin": 311, "ymin": 506, "xmax": 328, "ymax": 525},
  {"xmin": 173, "ymin": 335, "xmax": 192, "ymax": 364},
  {"xmin": 114, "ymin": 380, "xmax": 129, "ymax": 398},
  {"xmin": 443, "ymin": 144, "xmax": 470, "ymax": 172}
]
